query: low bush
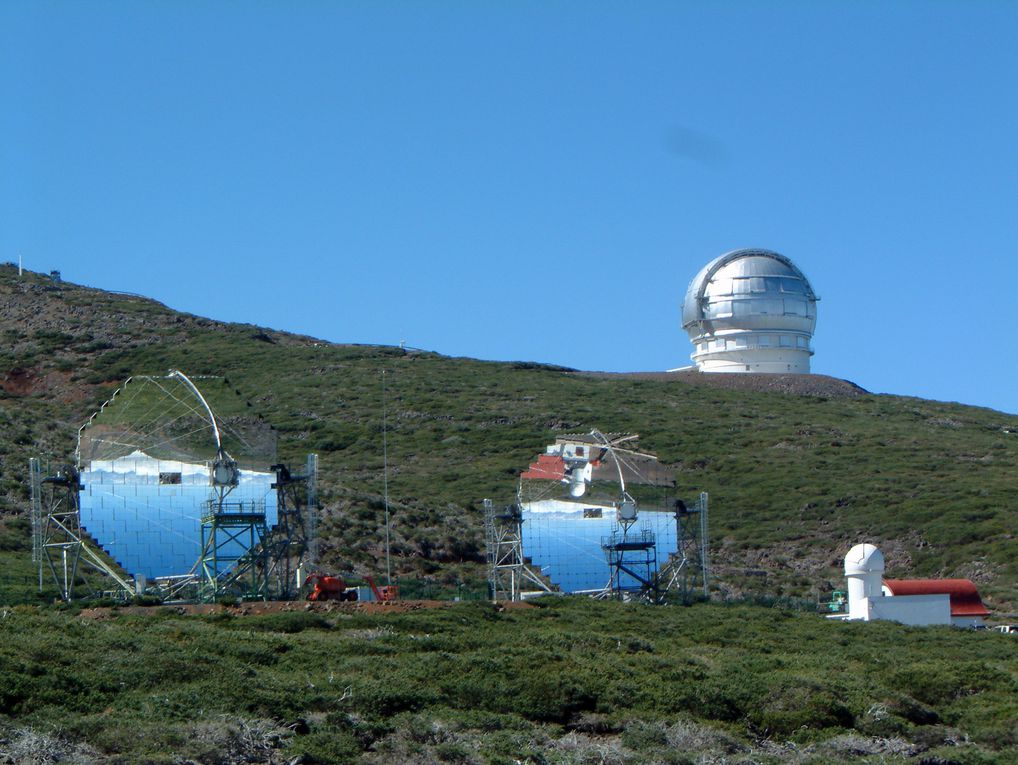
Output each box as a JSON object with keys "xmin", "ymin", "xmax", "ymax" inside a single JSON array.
[
  {"xmin": 242, "ymin": 611, "xmax": 333, "ymax": 634},
  {"xmin": 749, "ymin": 678, "xmax": 854, "ymax": 737}
]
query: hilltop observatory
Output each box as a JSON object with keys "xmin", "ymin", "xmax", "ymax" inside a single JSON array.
[{"xmin": 681, "ymin": 249, "xmax": 817, "ymax": 373}]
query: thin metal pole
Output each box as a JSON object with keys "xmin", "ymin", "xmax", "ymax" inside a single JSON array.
[
  {"xmin": 382, "ymin": 370, "xmax": 392, "ymax": 587},
  {"xmin": 700, "ymin": 492, "xmax": 710, "ymax": 598},
  {"xmin": 62, "ymin": 548, "xmax": 69, "ymax": 601}
]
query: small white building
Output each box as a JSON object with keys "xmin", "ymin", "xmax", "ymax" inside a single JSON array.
[{"xmin": 834, "ymin": 543, "xmax": 989, "ymax": 627}]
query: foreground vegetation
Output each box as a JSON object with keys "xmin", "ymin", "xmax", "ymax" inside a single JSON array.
[{"xmin": 1, "ymin": 598, "xmax": 1016, "ymax": 764}]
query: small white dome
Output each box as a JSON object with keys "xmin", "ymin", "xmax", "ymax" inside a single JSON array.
[{"xmin": 844, "ymin": 543, "xmax": 884, "ymax": 576}]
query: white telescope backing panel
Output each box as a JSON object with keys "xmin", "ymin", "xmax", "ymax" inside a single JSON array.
[{"xmin": 682, "ymin": 248, "xmax": 817, "ymax": 373}]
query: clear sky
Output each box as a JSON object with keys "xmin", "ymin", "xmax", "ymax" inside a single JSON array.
[{"xmin": 3, "ymin": 2, "xmax": 1017, "ymax": 414}]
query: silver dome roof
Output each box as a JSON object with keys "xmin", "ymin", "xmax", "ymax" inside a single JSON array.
[{"xmin": 681, "ymin": 248, "xmax": 817, "ymax": 336}]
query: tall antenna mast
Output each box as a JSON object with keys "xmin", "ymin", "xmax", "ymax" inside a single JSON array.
[{"xmin": 382, "ymin": 370, "xmax": 392, "ymax": 586}]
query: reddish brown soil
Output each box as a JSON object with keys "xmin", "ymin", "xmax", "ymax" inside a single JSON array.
[
  {"xmin": 75, "ymin": 598, "xmax": 533, "ymax": 620},
  {"xmin": 2, "ymin": 367, "xmax": 89, "ymax": 401}
]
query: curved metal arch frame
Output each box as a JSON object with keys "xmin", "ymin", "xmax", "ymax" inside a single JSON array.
[
  {"xmin": 167, "ymin": 369, "xmax": 224, "ymax": 454},
  {"xmin": 589, "ymin": 429, "xmax": 632, "ymax": 501},
  {"xmin": 76, "ymin": 370, "xmax": 231, "ymax": 469}
]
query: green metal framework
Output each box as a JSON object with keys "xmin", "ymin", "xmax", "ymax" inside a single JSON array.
[
  {"xmin": 198, "ymin": 499, "xmax": 270, "ymax": 602},
  {"xmin": 196, "ymin": 453, "xmax": 317, "ymax": 603},
  {"xmin": 601, "ymin": 526, "xmax": 658, "ymax": 600}
]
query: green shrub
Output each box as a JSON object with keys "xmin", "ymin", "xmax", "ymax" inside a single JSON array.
[
  {"xmin": 891, "ymin": 662, "xmax": 1010, "ymax": 706},
  {"xmin": 620, "ymin": 720, "xmax": 668, "ymax": 751},
  {"xmin": 291, "ymin": 729, "xmax": 364, "ymax": 764},
  {"xmin": 748, "ymin": 679, "xmax": 854, "ymax": 737},
  {"xmin": 505, "ymin": 673, "xmax": 599, "ymax": 724},
  {"xmin": 243, "ymin": 611, "xmax": 332, "ymax": 634},
  {"xmin": 355, "ymin": 676, "xmax": 440, "ymax": 717}
]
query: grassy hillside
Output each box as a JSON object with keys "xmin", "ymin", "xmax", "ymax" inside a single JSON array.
[
  {"xmin": 0, "ymin": 599, "xmax": 1016, "ymax": 764},
  {"xmin": 1, "ymin": 266, "xmax": 1017, "ymax": 611}
]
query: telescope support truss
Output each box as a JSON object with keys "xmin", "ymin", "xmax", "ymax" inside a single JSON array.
[
  {"xmin": 484, "ymin": 499, "xmax": 553, "ymax": 602},
  {"xmin": 30, "ymin": 459, "xmax": 135, "ymax": 601}
]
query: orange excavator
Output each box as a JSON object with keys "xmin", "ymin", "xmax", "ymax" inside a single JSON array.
[
  {"xmin": 305, "ymin": 573, "xmax": 358, "ymax": 602},
  {"xmin": 305, "ymin": 573, "xmax": 399, "ymax": 603},
  {"xmin": 364, "ymin": 575, "xmax": 399, "ymax": 603}
]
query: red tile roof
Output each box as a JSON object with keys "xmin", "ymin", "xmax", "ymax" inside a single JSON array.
[
  {"xmin": 521, "ymin": 454, "xmax": 565, "ymax": 481},
  {"xmin": 883, "ymin": 579, "xmax": 989, "ymax": 617}
]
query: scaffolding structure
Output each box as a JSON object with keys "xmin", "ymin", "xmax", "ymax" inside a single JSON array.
[
  {"xmin": 198, "ymin": 498, "xmax": 270, "ymax": 602},
  {"xmin": 29, "ymin": 459, "xmax": 135, "ymax": 601},
  {"xmin": 162, "ymin": 454, "xmax": 320, "ymax": 603},
  {"xmin": 657, "ymin": 492, "xmax": 711, "ymax": 601},
  {"xmin": 261, "ymin": 454, "xmax": 319, "ymax": 599},
  {"xmin": 601, "ymin": 526, "xmax": 658, "ymax": 600},
  {"xmin": 483, "ymin": 499, "xmax": 553, "ymax": 602}
]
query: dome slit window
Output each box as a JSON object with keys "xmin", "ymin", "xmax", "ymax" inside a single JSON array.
[
  {"xmin": 712, "ymin": 279, "xmax": 735, "ymax": 296},
  {"xmin": 785, "ymin": 299, "xmax": 807, "ymax": 316}
]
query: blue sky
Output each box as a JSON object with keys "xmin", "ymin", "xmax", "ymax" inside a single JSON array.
[{"xmin": 3, "ymin": 2, "xmax": 1017, "ymax": 414}]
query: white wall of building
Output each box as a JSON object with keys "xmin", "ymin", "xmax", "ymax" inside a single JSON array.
[
  {"xmin": 692, "ymin": 340, "xmax": 811, "ymax": 374},
  {"xmin": 950, "ymin": 615, "xmax": 985, "ymax": 629},
  {"xmin": 868, "ymin": 593, "xmax": 952, "ymax": 626}
]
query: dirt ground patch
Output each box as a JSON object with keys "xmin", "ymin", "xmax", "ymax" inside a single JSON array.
[
  {"xmin": 575, "ymin": 369, "xmax": 867, "ymax": 398},
  {"xmin": 75, "ymin": 598, "xmax": 533, "ymax": 620}
]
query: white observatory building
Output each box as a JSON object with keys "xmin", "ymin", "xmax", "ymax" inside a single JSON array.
[
  {"xmin": 681, "ymin": 248, "xmax": 817, "ymax": 373},
  {"xmin": 834, "ymin": 543, "xmax": 989, "ymax": 628}
]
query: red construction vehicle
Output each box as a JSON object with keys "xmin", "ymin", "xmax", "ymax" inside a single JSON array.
[
  {"xmin": 364, "ymin": 575, "xmax": 399, "ymax": 603},
  {"xmin": 305, "ymin": 573, "xmax": 358, "ymax": 602}
]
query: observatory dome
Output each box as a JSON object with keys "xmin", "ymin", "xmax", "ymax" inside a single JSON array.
[
  {"xmin": 844, "ymin": 543, "xmax": 884, "ymax": 577},
  {"xmin": 681, "ymin": 248, "xmax": 817, "ymax": 373}
]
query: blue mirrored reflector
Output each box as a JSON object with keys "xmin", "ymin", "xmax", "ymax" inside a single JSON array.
[{"xmin": 79, "ymin": 452, "xmax": 277, "ymax": 579}]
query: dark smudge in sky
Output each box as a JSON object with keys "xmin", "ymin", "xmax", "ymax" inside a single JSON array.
[{"xmin": 664, "ymin": 125, "xmax": 728, "ymax": 167}]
